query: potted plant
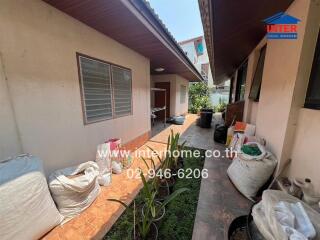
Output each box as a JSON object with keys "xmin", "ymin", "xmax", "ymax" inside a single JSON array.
[
  {"xmin": 108, "ymin": 170, "xmax": 188, "ymax": 240},
  {"xmin": 147, "ymin": 130, "xmax": 186, "ymax": 192},
  {"xmin": 140, "ymin": 154, "xmax": 170, "ymax": 201},
  {"xmin": 173, "ymin": 136, "xmax": 186, "ymax": 174},
  {"xmin": 108, "ymin": 197, "xmax": 158, "ymax": 240}
]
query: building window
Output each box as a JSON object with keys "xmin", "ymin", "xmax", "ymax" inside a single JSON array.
[
  {"xmin": 78, "ymin": 54, "xmax": 132, "ymax": 124},
  {"xmin": 229, "ymin": 75, "xmax": 235, "ymax": 103},
  {"xmin": 111, "ymin": 66, "xmax": 132, "ymax": 117},
  {"xmin": 235, "ymin": 61, "xmax": 248, "ymax": 102},
  {"xmin": 201, "ymin": 63, "xmax": 209, "ymax": 81},
  {"xmin": 305, "ymin": 30, "xmax": 320, "ymax": 110},
  {"xmin": 180, "ymin": 85, "xmax": 187, "ymax": 104},
  {"xmin": 249, "ymin": 45, "xmax": 267, "ymax": 102}
]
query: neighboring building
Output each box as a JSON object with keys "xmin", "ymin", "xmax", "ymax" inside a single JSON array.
[
  {"xmin": 210, "ymin": 81, "xmax": 230, "ymax": 106},
  {"xmin": 199, "ymin": 0, "xmax": 320, "ymax": 190},
  {"xmin": 0, "ymin": 0, "xmax": 203, "ymax": 175},
  {"xmin": 179, "ymin": 36, "xmax": 214, "ymax": 88}
]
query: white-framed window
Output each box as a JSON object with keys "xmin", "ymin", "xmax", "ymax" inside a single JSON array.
[
  {"xmin": 78, "ymin": 54, "xmax": 132, "ymax": 124},
  {"xmin": 180, "ymin": 85, "xmax": 187, "ymax": 104}
]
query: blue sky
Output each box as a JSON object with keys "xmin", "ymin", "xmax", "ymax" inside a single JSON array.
[{"xmin": 147, "ymin": 0, "xmax": 203, "ymax": 42}]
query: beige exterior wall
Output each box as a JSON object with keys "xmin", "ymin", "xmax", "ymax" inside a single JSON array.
[
  {"xmin": 0, "ymin": 55, "xmax": 23, "ymax": 160},
  {"xmin": 255, "ymin": 0, "xmax": 311, "ymax": 171},
  {"xmin": 240, "ymin": 0, "xmax": 310, "ymax": 171},
  {"xmin": 288, "ymin": 109, "xmax": 320, "ymax": 190},
  {"xmin": 0, "ymin": 0, "xmax": 151, "ymax": 175},
  {"xmin": 241, "ymin": 0, "xmax": 320, "ymax": 190},
  {"xmin": 286, "ymin": 0, "xmax": 320, "ymax": 190},
  {"xmin": 151, "ymin": 74, "xmax": 189, "ymax": 117}
]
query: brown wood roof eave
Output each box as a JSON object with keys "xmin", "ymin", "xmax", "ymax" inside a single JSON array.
[
  {"xmin": 129, "ymin": 0, "xmax": 203, "ymax": 81},
  {"xmin": 43, "ymin": 0, "xmax": 203, "ymax": 82},
  {"xmin": 199, "ymin": 0, "xmax": 293, "ymax": 85},
  {"xmin": 198, "ymin": 0, "xmax": 215, "ymax": 83}
]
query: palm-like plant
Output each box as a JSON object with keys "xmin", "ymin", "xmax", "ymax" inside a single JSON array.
[
  {"xmin": 108, "ymin": 170, "xmax": 188, "ymax": 240},
  {"xmin": 106, "ymin": 130, "xmax": 189, "ymax": 237},
  {"xmin": 148, "ymin": 130, "xmax": 186, "ymax": 172}
]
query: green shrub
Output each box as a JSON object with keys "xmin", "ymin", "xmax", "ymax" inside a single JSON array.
[
  {"xmin": 213, "ymin": 97, "xmax": 227, "ymax": 112},
  {"xmin": 188, "ymin": 82, "xmax": 212, "ymax": 114}
]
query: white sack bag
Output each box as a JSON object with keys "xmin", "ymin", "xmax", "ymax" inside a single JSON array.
[
  {"xmin": 227, "ymin": 147, "xmax": 277, "ymax": 200},
  {"xmin": 0, "ymin": 154, "xmax": 63, "ymax": 240},
  {"xmin": 49, "ymin": 161, "xmax": 100, "ymax": 223},
  {"xmin": 96, "ymin": 143, "xmax": 112, "ymax": 186},
  {"xmin": 252, "ymin": 190, "xmax": 320, "ymax": 240},
  {"xmin": 112, "ymin": 160, "xmax": 122, "ymax": 174},
  {"xmin": 239, "ymin": 142, "xmax": 267, "ymax": 161}
]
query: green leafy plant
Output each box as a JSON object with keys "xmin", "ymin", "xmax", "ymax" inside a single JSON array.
[
  {"xmin": 108, "ymin": 170, "xmax": 188, "ymax": 240},
  {"xmin": 188, "ymin": 82, "xmax": 213, "ymax": 113},
  {"xmin": 104, "ymin": 148, "xmax": 206, "ymax": 240},
  {"xmin": 214, "ymin": 97, "xmax": 227, "ymax": 112},
  {"xmin": 148, "ymin": 130, "xmax": 185, "ymax": 171}
]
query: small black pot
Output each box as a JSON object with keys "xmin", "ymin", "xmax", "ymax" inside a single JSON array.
[
  {"xmin": 158, "ymin": 177, "xmax": 175, "ymax": 194},
  {"xmin": 156, "ymin": 179, "xmax": 170, "ymax": 201},
  {"xmin": 246, "ymin": 205, "xmax": 265, "ymax": 240},
  {"xmin": 177, "ymin": 156, "xmax": 184, "ymax": 168},
  {"xmin": 166, "ymin": 177, "xmax": 175, "ymax": 193}
]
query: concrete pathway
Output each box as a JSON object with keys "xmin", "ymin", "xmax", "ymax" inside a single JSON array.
[
  {"xmin": 150, "ymin": 114, "xmax": 215, "ymax": 150},
  {"xmin": 150, "ymin": 114, "xmax": 252, "ymax": 239},
  {"xmin": 191, "ymin": 143, "xmax": 251, "ymax": 240}
]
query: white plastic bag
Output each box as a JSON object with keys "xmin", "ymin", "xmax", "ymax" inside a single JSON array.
[
  {"xmin": 244, "ymin": 123, "xmax": 256, "ymax": 136},
  {"xmin": 253, "ymin": 190, "xmax": 320, "ymax": 240},
  {"xmin": 227, "ymin": 148, "xmax": 277, "ymax": 200},
  {"xmin": 49, "ymin": 161, "xmax": 100, "ymax": 223},
  {"xmin": 0, "ymin": 154, "xmax": 63, "ymax": 240},
  {"xmin": 96, "ymin": 143, "xmax": 112, "ymax": 186},
  {"xmin": 112, "ymin": 160, "xmax": 122, "ymax": 174},
  {"xmin": 229, "ymin": 133, "xmax": 245, "ymax": 151}
]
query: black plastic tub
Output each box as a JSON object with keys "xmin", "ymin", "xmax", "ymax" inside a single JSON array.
[
  {"xmin": 200, "ymin": 108, "xmax": 214, "ymax": 113},
  {"xmin": 246, "ymin": 206, "xmax": 265, "ymax": 240},
  {"xmin": 228, "ymin": 215, "xmax": 249, "ymax": 240},
  {"xmin": 228, "ymin": 205, "xmax": 265, "ymax": 240},
  {"xmin": 199, "ymin": 109, "xmax": 213, "ymax": 128}
]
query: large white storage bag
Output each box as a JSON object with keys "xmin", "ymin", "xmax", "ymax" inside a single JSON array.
[
  {"xmin": 0, "ymin": 154, "xmax": 63, "ymax": 240},
  {"xmin": 96, "ymin": 143, "xmax": 112, "ymax": 186},
  {"xmin": 252, "ymin": 190, "xmax": 320, "ymax": 240},
  {"xmin": 48, "ymin": 161, "xmax": 100, "ymax": 222},
  {"xmin": 227, "ymin": 143, "xmax": 277, "ymax": 200}
]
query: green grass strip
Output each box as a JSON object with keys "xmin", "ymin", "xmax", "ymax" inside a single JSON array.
[{"xmin": 104, "ymin": 148, "xmax": 205, "ymax": 240}]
